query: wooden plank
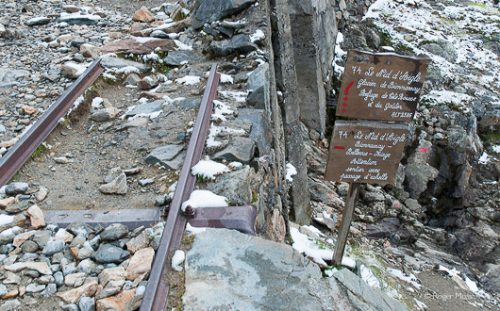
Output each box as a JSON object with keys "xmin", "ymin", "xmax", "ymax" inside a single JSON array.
[
  {"xmin": 333, "ymin": 183, "xmax": 360, "ymax": 265},
  {"xmin": 325, "ymin": 120, "xmax": 408, "ymax": 185},
  {"xmin": 336, "ymin": 50, "xmax": 430, "ymax": 122}
]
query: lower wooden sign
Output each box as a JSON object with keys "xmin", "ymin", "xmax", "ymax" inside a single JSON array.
[{"xmin": 325, "ymin": 121, "xmax": 408, "ymax": 185}]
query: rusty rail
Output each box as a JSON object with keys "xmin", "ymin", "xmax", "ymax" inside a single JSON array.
[
  {"xmin": 140, "ymin": 64, "xmax": 221, "ymax": 311},
  {"xmin": 0, "ymin": 59, "xmax": 104, "ymax": 187}
]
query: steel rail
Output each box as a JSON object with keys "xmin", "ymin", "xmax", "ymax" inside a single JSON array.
[
  {"xmin": 0, "ymin": 59, "xmax": 104, "ymax": 187},
  {"xmin": 140, "ymin": 64, "xmax": 220, "ymax": 311}
]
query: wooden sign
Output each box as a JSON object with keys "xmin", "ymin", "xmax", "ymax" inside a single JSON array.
[
  {"xmin": 336, "ymin": 50, "xmax": 430, "ymax": 122},
  {"xmin": 325, "ymin": 121, "xmax": 408, "ymax": 185}
]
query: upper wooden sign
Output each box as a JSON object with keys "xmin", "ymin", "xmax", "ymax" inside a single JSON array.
[
  {"xmin": 336, "ymin": 50, "xmax": 430, "ymax": 122},
  {"xmin": 325, "ymin": 121, "xmax": 408, "ymax": 185}
]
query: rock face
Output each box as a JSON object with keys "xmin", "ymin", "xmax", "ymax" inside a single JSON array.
[
  {"xmin": 184, "ymin": 229, "xmax": 338, "ymax": 309},
  {"xmin": 288, "ymin": 0, "xmax": 337, "ymax": 135},
  {"xmin": 332, "ymin": 269, "xmax": 409, "ymax": 311},
  {"xmin": 192, "ymin": 0, "xmax": 256, "ymax": 29}
]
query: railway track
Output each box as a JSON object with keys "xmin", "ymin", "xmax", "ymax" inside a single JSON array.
[{"xmin": 0, "ymin": 60, "xmax": 256, "ymax": 310}]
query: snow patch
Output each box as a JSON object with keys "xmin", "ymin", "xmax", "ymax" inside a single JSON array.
[
  {"xmin": 181, "ymin": 190, "xmax": 228, "ymax": 212},
  {"xmin": 478, "ymin": 152, "xmax": 489, "ymax": 164},
  {"xmin": 285, "ymin": 163, "xmax": 297, "ymax": 182},
  {"xmin": 91, "ymin": 97, "xmax": 104, "ymax": 109},
  {"xmin": 175, "ymin": 75, "xmax": 200, "ymax": 85},
  {"xmin": 191, "ymin": 159, "xmax": 230, "ymax": 180},
  {"xmin": 290, "ymin": 227, "xmax": 333, "ymax": 266},
  {"xmin": 360, "ymin": 264, "xmax": 382, "ymax": 289},
  {"xmin": 115, "ymin": 66, "xmax": 141, "ymax": 75},
  {"xmin": 171, "ymin": 250, "xmax": 185, "ymax": 272},
  {"xmin": 387, "ymin": 268, "xmax": 421, "ymax": 289},
  {"xmin": 0, "ymin": 214, "xmax": 15, "ymax": 227},
  {"xmin": 250, "ymin": 29, "xmax": 265, "ymax": 43},
  {"xmin": 220, "ymin": 73, "xmax": 234, "ymax": 84},
  {"xmin": 174, "ymin": 40, "xmax": 193, "ymax": 51},
  {"xmin": 186, "ymin": 223, "xmax": 206, "ymax": 234}
]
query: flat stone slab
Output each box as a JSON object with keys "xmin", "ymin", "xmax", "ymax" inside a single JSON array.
[
  {"xmin": 183, "ymin": 229, "xmax": 348, "ymax": 311},
  {"xmin": 125, "ymin": 100, "xmax": 163, "ymax": 117},
  {"xmin": 213, "ymin": 137, "xmax": 256, "ymax": 163},
  {"xmin": 145, "ymin": 145, "xmax": 184, "ymax": 168},
  {"xmin": 332, "ymin": 268, "xmax": 410, "ymax": 311}
]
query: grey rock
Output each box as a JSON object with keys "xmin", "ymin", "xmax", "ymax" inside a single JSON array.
[
  {"xmin": 65, "ymin": 272, "xmax": 86, "ymax": 287},
  {"xmin": 90, "ymin": 108, "xmax": 119, "ymax": 122},
  {"xmin": 99, "ymin": 168, "xmax": 128, "ymax": 195},
  {"xmin": 0, "ymin": 230, "xmax": 16, "ymax": 245},
  {"xmin": 172, "ymin": 98, "xmax": 201, "ymax": 111},
  {"xmin": 54, "ymin": 271, "xmax": 64, "ymax": 287},
  {"xmin": 213, "ymin": 137, "xmax": 256, "ymax": 163},
  {"xmin": 125, "ymin": 73, "xmax": 141, "ymax": 86},
  {"xmin": 145, "ymin": 144, "xmax": 184, "ymax": 167},
  {"xmin": 66, "ymin": 223, "xmax": 91, "ymax": 238},
  {"xmin": 192, "ymin": 0, "xmax": 256, "ymax": 29},
  {"xmin": 94, "ymin": 244, "xmax": 129, "ymax": 264},
  {"xmin": 0, "ymin": 284, "xmax": 7, "ymax": 296},
  {"xmin": 97, "ymin": 280, "xmax": 124, "ymax": 299},
  {"xmin": 4, "ymin": 200, "xmax": 29, "ymax": 213},
  {"xmin": 0, "ymin": 69, "xmax": 29, "ymax": 88},
  {"xmin": 332, "ymin": 268, "xmax": 410, "ymax": 311},
  {"xmin": 164, "ymin": 51, "xmax": 204, "ymax": 66},
  {"xmin": 238, "ymin": 109, "xmax": 271, "ymax": 155},
  {"xmin": 126, "ymin": 100, "xmax": 163, "ymax": 117},
  {"xmin": 77, "ymin": 243, "xmax": 95, "ymax": 260},
  {"xmin": 62, "ymin": 262, "xmax": 78, "ymax": 276},
  {"xmin": 150, "ymin": 30, "xmax": 169, "ymax": 38},
  {"xmin": 79, "ymin": 297, "xmax": 95, "ymax": 311},
  {"xmin": 78, "ymin": 258, "xmax": 97, "ymax": 274},
  {"xmin": 206, "ymin": 166, "xmax": 252, "ymax": 206},
  {"xmin": 183, "ymin": 228, "xmax": 352, "ymax": 310},
  {"xmin": 362, "ymin": 189, "xmax": 385, "ymax": 202},
  {"xmin": 61, "ymin": 304, "xmax": 79, "ymax": 311},
  {"xmin": 21, "ymin": 240, "xmax": 39, "ymax": 253},
  {"xmin": 367, "ymin": 217, "xmax": 400, "ymax": 240},
  {"xmin": 26, "ymin": 283, "xmax": 46, "ymax": 293},
  {"xmin": 0, "ymin": 299, "xmax": 21, "ymax": 311},
  {"xmin": 25, "ymin": 16, "xmax": 50, "ymax": 26},
  {"xmin": 4, "ymin": 182, "xmax": 29, "ymax": 196},
  {"xmin": 404, "ymin": 163, "xmax": 439, "ymax": 199},
  {"xmin": 33, "ymin": 230, "xmax": 52, "ymax": 248},
  {"xmin": 246, "ymin": 63, "xmax": 270, "ymax": 109},
  {"xmin": 100, "ymin": 55, "xmax": 150, "ymax": 73},
  {"xmin": 208, "ymin": 34, "xmax": 258, "ymax": 56},
  {"xmin": 420, "ymin": 39, "xmax": 457, "ymax": 63},
  {"xmin": 139, "ymin": 179, "xmax": 154, "ymax": 186},
  {"xmin": 100, "ymin": 224, "xmax": 129, "ymax": 241},
  {"xmin": 42, "ymin": 240, "xmax": 65, "ymax": 256},
  {"xmin": 42, "ymin": 283, "xmax": 57, "ymax": 296},
  {"xmin": 404, "ymin": 198, "xmax": 421, "ymax": 212}
]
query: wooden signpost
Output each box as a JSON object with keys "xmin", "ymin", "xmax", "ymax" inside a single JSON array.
[{"xmin": 326, "ymin": 50, "xmax": 430, "ymax": 265}]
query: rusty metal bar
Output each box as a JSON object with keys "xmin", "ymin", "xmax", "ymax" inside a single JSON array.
[
  {"xmin": 188, "ymin": 205, "xmax": 256, "ymax": 235},
  {"xmin": 0, "ymin": 59, "xmax": 103, "ymax": 187},
  {"xmin": 141, "ymin": 64, "xmax": 220, "ymax": 311},
  {"xmin": 45, "ymin": 208, "xmax": 161, "ymax": 229}
]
